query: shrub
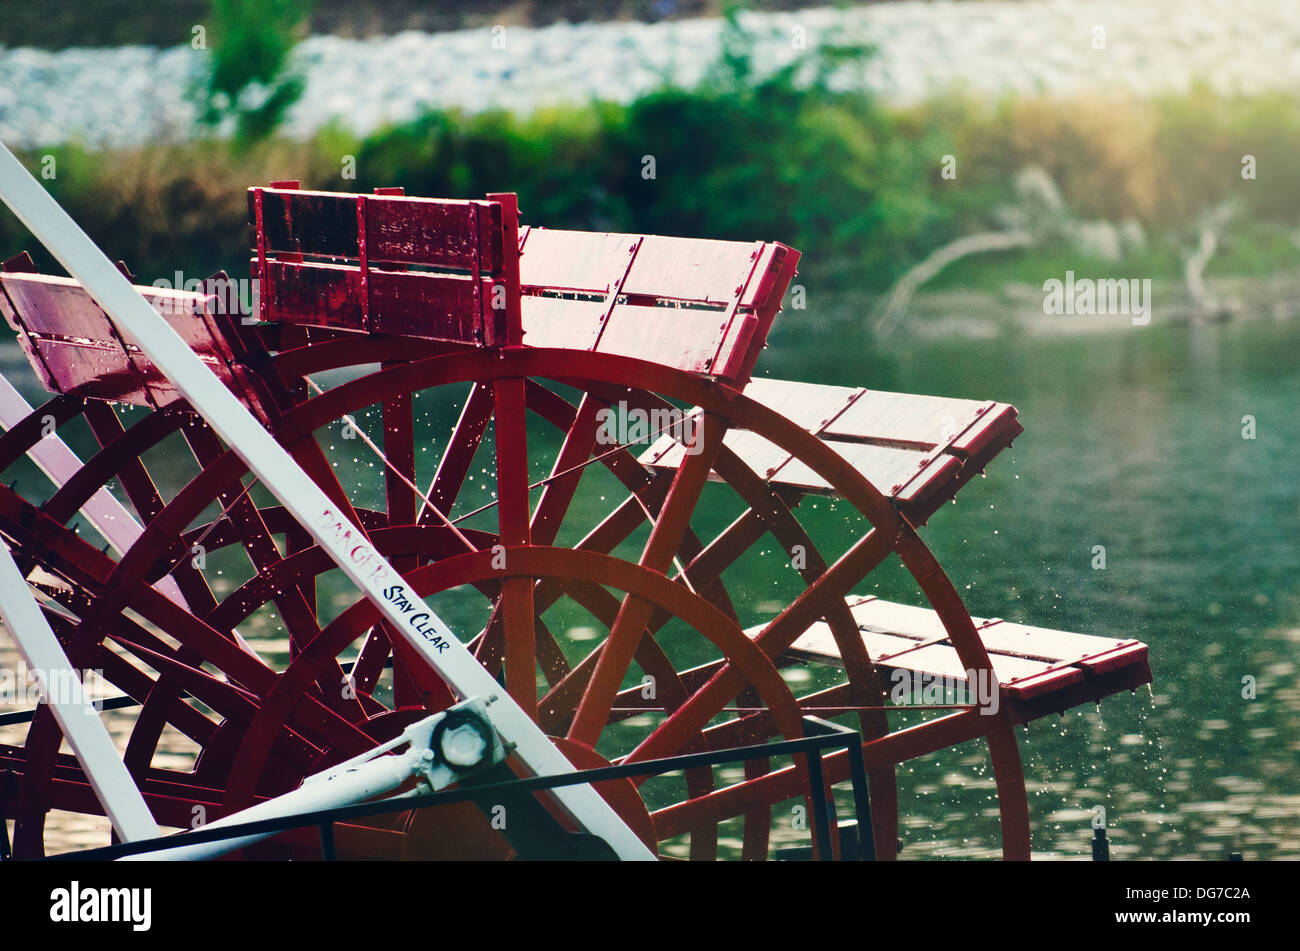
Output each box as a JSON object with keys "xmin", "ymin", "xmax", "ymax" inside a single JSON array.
[{"xmin": 194, "ymin": 0, "xmax": 312, "ymax": 144}]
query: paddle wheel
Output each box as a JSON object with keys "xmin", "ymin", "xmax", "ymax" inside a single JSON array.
[{"xmin": 0, "ymin": 173, "xmax": 1151, "ymax": 860}]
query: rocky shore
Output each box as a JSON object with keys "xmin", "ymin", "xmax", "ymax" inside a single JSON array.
[{"xmin": 1, "ymin": 0, "xmax": 1295, "ymax": 148}]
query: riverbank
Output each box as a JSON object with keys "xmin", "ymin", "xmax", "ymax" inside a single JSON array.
[
  {"xmin": 2, "ymin": 1, "xmax": 1297, "ymax": 328},
  {"xmin": 875, "ymin": 270, "xmax": 1300, "ymax": 342},
  {"xmin": 3, "ymin": 0, "xmax": 1298, "ymax": 148},
  {"xmin": 5, "ymin": 82, "xmax": 1297, "ymax": 303}
]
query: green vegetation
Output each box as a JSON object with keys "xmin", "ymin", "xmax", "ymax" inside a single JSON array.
[
  {"xmin": 4, "ymin": 15, "xmax": 1297, "ymax": 296},
  {"xmin": 194, "ymin": 0, "xmax": 313, "ymax": 143}
]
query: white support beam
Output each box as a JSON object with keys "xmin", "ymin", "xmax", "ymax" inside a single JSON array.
[
  {"xmin": 0, "ymin": 143, "xmax": 655, "ymax": 860},
  {"xmin": 122, "ymin": 704, "xmax": 497, "ymax": 862},
  {"xmin": 0, "ymin": 375, "xmax": 256, "ymax": 655},
  {"xmin": 0, "ymin": 538, "xmax": 159, "ymax": 842},
  {"xmin": 0, "ymin": 374, "xmax": 188, "ymax": 607}
]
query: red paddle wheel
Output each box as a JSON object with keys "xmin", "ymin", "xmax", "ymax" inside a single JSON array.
[{"xmin": 0, "ymin": 183, "xmax": 1151, "ymax": 860}]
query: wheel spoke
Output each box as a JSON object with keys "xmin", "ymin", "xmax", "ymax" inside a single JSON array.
[
  {"xmin": 627, "ymin": 529, "xmax": 893, "ymax": 765},
  {"xmin": 381, "ymin": 374, "xmax": 429, "ymax": 708},
  {"xmin": 493, "ymin": 376, "xmax": 538, "ymax": 717},
  {"xmin": 186, "ymin": 421, "xmax": 368, "ymax": 720},
  {"xmin": 530, "ymin": 393, "xmax": 604, "ymax": 545},
  {"xmin": 0, "ymin": 345, "xmax": 1032, "ymax": 860},
  {"xmin": 421, "ymin": 382, "xmax": 493, "ymax": 525},
  {"xmin": 568, "ymin": 413, "xmax": 727, "ymax": 747}
]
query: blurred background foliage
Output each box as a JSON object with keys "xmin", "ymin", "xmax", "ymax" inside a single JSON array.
[
  {"xmin": 3, "ymin": 6, "xmax": 1297, "ymax": 292},
  {"xmin": 194, "ymin": 0, "xmax": 312, "ymax": 143}
]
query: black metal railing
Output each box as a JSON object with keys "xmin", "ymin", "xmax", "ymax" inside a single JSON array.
[
  {"xmin": 0, "ymin": 658, "xmax": 385, "ymax": 728},
  {"xmin": 36, "ymin": 716, "xmax": 873, "ymax": 862}
]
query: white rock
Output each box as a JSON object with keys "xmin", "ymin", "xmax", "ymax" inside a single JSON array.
[{"xmin": 0, "ymin": 0, "xmax": 1297, "ymax": 148}]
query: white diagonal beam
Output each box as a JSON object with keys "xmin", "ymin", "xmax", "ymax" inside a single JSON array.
[
  {"xmin": 0, "ymin": 142, "xmax": 654, "ymax": 860},
  {"xmin": 0, "ymin": 374, "xmax": 188, "ymax": 607},
  {"xmin": 0, "ymin": 538, "xmax": 159, "ymax": 842},
  {"xmin": 0, "ymin": 375, "xmax": 256, "ymax": 655}
]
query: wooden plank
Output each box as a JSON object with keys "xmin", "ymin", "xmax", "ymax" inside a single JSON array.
[
  {"xmin": 845, "ymin": 599, "xmax": 1140, "ymax": 667},
  {"xmin": 519, "ymin": 230, "xmax": 785, "ymax": 309},
  {"xmin": 518, "ymin": 233, "xmax": 789, "ymax": 380},
  {"xmin": 138, "ymin": 353, "xmax": 231, "ymax": 408},
  {"xmin": 642, "ymin": 426, "xmax": 962, "ymax": 500},
  {"xmin": 368, "ymin": 195, "xmax": 502, "ymax": 272},
  {"xmin": 642, "ymin": 429, "xmax": 787, "ymax": 478},
  {"xmin": 621, "ymin": 234, "xmax": 761, "ymax": 305},
  {"xmin": 640, "ymin": 377, "xmax": 1018, "ymax": 507},
  {"xmin": 521, "ymin": 295, "xmax": 759, "ymax": 379},
  {"xmin": 774, "ymin": 615, "xmax": 1074, "ymax": 690},
  {"xmin": 740, "ymin": 377, "xmax": 860, "ymax": 433},
  {"xmin": 744, "ymin": 381, "xmax": 1019, "ymax": 464},
  {"xmin": 0, "ymin": 273, "xmax": 223, "ymax": 340},
  {"xmin": 519, "ymin": 230, "xmax": 639, "ymax": 296},
  {"xmin": 4, "ymin": 330, "xmax": 60, "ymax": 393},
  {"xmin": 520, "ymin": 295, "xmax": 605, "ymax": 349},
  {"xmin": 749, "ymin": 596, "xmax": 1149, "ymax": 706},
  {"xmin": 849, "ymin": 597, "xmax": 950, "ymax": 641},
  {"xmin": 3, "ymin": 272, "xmax": 136, "ymax": 338},
  {"xmin": 251, "ymin": 188, "xmax": 502, "ymax": 270},
  {"xmin": 764, "ymin": 440, "xmax": 962, "ymax": 499},
  {"xmin": 971, "ymin": 619, "xmax": 1139, "ymax": 665},
  {"xmin": 0, "ymin": 272, "xmax": 241, "ymax": 408},
  {"xmin": 886, "ymin": 643, "xmax": 1065, "ymax": 687},
  {"xmin": 824, "ymin": 389, "xmax": 987, "ymax": 449},
  {"xmin": 594, "ymin": 302, "xmax": 729, "ymax": 375},
  {"xmin": 20, "ymin": 338, "xmax": 147, "ymax": 403},
  {"xmin": 740, "ymin": 242, "xmax": 792, "ymax": 312},
  {"xmin": 259, "ymin": 260, "xmax": 494, "ymax": 343},
  {"xmin": 708, "ymin": 312, "xmax": 759, "ymax": 381},
  {"xmin": 638, "ymin": 377, "xmax": 858, "ymax": 480},
  {"xmin": 946, "ymin": 404, "xmax": 1021, "ymax": 458}
]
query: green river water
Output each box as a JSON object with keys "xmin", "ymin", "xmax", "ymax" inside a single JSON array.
[{"xmin": 1, "ymin": 305, "xmax": 1297, "ymax": 859}]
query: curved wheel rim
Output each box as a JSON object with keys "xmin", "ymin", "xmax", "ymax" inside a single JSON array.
[{"xmin": 0, "ymin": 344, "xmax": 1030, "ymax": 859}]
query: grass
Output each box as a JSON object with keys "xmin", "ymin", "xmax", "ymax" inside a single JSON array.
[{"xmin": 3, "ymin": 31, "xmax": 1298, "ymax": 298}]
